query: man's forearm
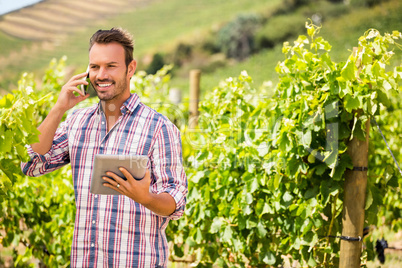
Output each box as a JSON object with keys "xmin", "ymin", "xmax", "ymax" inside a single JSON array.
[
  {"xmin": 31, "ymin": 106, "xmax": 65, "ymax": 155},
  {"xmin": 142, "ymin": 192, "xmax": 176, "ymax": 216}
]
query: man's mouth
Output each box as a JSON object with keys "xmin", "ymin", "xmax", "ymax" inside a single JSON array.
[{"xmin": 96, "ymin": 82, "xmax": 113, "ymax": 89}]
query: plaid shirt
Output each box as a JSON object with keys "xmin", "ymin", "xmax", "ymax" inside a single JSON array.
[{"xmin": 21, "ymin": 93, "xmax": 187, "ymax": 267}]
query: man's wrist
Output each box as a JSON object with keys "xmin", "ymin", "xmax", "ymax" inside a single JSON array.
[{"xmin": 50, "ymin": 105, "xmax": 67, "ymax": 118}]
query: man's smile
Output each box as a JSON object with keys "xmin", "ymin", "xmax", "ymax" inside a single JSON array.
[{"xmin": 96, "ymin": 81, "xmax": 114, "ymax": 90}]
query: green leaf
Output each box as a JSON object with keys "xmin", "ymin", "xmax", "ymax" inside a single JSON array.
[
  {"xmin": 262, "ymin": 251, "xmax": 276, "ymax": 265},
  {"xmin": 246, "ymin": 177, "xmax": 259, "ymax": 193},
  {"xmin": 282, "ymin": 191, "xmax": 293, "ymax": 204},
  {"xmin": 173, "ymin": 244, "xmax": 185, "ymax": 258},
  {"xmin": 191, "ymin": 171, "xmax": 205, "ymax": 183},
  {"xmin": 238, "ymin": 213, "xmax": 246, "ymax": 230},
  {"xmin": 301, "ymin": 130, "xmax": 312, "ymax": 147},
  {"xmin": 195, "ymin": 228, "xmax": 203, "ymax": 244},
  {"xmin": 197, "ymin": 150, "xmax": 209, "ymax": 161},
  {"xmin": 257, "ymin": 142, "xmax": 269, "ymax": 157},
  {"xmin": 274, "ymin": 174, "xmax": 282, "ymax": 189},
  {"xmin": 307, "ymin": 153, "xmax": 315, "ymax": 163},
  {"xmin": 210, "ymin": 217, "xmax": 222, "ymax": 233},
  {"xmin": 257, "ymin": 221, "xmax": 267, "ymax": 238},
  {"xmin": 382, "ymin": 80, "xmax": 392, "ymax": 91},
  {"xmin": 2, "ymin": 130, "xmax": 13, "ymax": 153},
  {"xmin": 245, "ymin": 192, "xmax": 253, "ymax": 205},
  {"xmin": 383, "ymin": 165, "xmax": 394, "ymax": 184},
  {"xmin": 365, "ymin": 187, "xmax": 373, "ymax": 210},
  {"xmin": 344, "ymin": 94, "xmax": 361, "ymax": 112},
  {"xmin": 308, "ymin": 253, "xmax": 318, "ymax": 267},
  {"xmin": 315, "ymin": 163, "xmax": 327, "ymax": 175},
  {"xmin": 0, "ymin": 93, "xmax": 14, "ymax": 108},
  {"xmin": 0, "ymin": 159, "xmax": 18, "ymax": 184},
  {"xmin": 16, "ymin": 144, "xmax": 28, "ymax": 160},
  {"xmin": 341, "ymin": 60, "xmax": 355, "ymax": 81},
  {"xmin": 222, "ymin": 225, "xmax": 233, "ymax": 243},
  {"xmin": 331, "ymin": 154, "xmax": 353, "ymax": 181},
  {"xmin": 320, "ymin": 179, "xmax": 340, "ymax": 205},
  {"xmin": 376, "ymin": 90, "xmax": 391, "ymax": 107}
]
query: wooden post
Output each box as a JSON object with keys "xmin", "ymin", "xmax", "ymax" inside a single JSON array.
[
  {"xmin": 339, "ymin": 118, "xmax": 370, "ymax": 268},
  {"xmin": 189, "ymin": 69, "xmax": 201, "ymax": 128}
]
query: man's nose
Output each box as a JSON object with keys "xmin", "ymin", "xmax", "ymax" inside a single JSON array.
[{"xmin": 97, "ymin": 67, "xmax": 109, "ymax": 80}]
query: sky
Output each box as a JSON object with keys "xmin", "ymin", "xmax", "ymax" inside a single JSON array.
[{"xmin": 0, "ymin": 0, "xmax": 43, "ymax": 16}]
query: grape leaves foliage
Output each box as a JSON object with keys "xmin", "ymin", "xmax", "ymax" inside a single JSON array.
[
  {"xmin": 0, "ymin": 23, "xmax": 401, "ymax": 267},
  {"xmin": 0, "ymin": 61, "xmax": 179, "ymax": 266},
  {"xmin": 167, "ymin": 23, "xmax": 402, "ymax": 266}
]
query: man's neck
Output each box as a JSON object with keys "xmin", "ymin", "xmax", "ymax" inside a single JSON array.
[{"xmin": 101, "ymin": 100, "xmax": 123, "ymax": 132}]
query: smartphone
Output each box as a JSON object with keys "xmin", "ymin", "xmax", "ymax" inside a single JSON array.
[{"xmin": 80, "ymin": 67, "xmax": 94, "ymax": 94}]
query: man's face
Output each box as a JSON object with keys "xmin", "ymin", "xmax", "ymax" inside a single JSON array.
[{"xmin": 88, "ymin": 42, "xmax": 135, "ymax": 103}]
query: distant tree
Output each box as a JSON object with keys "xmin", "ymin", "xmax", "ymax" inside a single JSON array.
[
  {"xmin": 173, "ymin": 43, "xmax": 192, "ymax": 67},
  {"xmin": 283, "ymin": 0, "xmax": 314, "ymax": 9},
  {"xmin": 216, "ymin": 13, "xmax": 261, "ymax": 61},
  {"xmin": 347, "ymin": 0, "xmax": 387, "ymax": 7},
  {"xmin": 146, "ymin": 53, "xmax": 165, "ymax": 74}
]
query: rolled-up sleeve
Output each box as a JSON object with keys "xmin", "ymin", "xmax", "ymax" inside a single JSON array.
[
  {"xmin": 21, "ymin": 120, "xmax": 70, "ymax": 177},
  {"xmin": 150, "ymin": 120, "xmax": 187, "ymax": 220}
]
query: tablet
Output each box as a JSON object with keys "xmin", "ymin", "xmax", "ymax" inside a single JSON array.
[{"xmin": 90, "ymin": 154, "xmax": 149, "ymax": 195}]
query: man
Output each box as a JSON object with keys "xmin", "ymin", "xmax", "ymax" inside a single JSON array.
[{"xmin": 21, "ymin": 28, "xmax": 187, "ymax": 267}]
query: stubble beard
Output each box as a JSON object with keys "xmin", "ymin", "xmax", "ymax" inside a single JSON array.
[
  {"xmin": 96, "ymin": 79, "xmax": 128, "ymax": 102},
  {"xmin": 96, "ymin": 69, "xmax": 129, "ymax": 102}
]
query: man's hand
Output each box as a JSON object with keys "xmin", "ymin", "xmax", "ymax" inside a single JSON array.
[
  {"xmin": 54, "ymin": 72, "xmax": 90, "ymax": 114},
  {"xmin": 102, "ymin": 168, "xmax": 176, "ymax": 216},
  {"xmin": 31, "ymin": 72, "xmax": 90, "ymax": 155}
]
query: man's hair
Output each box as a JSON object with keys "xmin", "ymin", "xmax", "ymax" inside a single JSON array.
[{"xmin": 89, "ymin": 27, "xmax": 134, "ymax": 67}]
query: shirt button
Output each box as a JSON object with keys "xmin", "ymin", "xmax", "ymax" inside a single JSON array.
[
  {"xmin": 102, "ymin": 121, "xmax": 105, "ymax": 125},
  {"xmin": 95, "ymin": 195, "xmax": 98, "ymax": 198},
  {"xmin": 92, "ymin": 220, "xmax": 96, "ymax": 224},
  {"xmin": 91, "ymin": 243, "xmax": 95, "ymax": 247}
]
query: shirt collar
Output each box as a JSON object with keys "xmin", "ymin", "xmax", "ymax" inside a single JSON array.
[
  {"xmin": 96, "ymin": 93, "xmax": 140, "ymax": 115},
  {"xmin": 121, "ymin": 93, "xmax": 140, "ymax": 114}
]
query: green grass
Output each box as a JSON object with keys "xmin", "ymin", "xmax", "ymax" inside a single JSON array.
[{"xmin": 0, "ymin": 31, "xmax": 31, "ymax": 57}]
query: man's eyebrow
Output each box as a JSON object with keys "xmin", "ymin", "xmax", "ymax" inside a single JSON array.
[{"xmin": 89, "ymin": 61, "xmax": 119, "ymax": 66}]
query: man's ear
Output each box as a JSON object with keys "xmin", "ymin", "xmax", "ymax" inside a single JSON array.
[{"xmin": 127, "ymin": 60, "xmax": 137, "ymax": 78}]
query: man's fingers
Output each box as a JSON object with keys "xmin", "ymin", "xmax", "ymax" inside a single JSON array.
[
  {"xmin": 66, "ymin": 78, "xmax": 88, "ymax": 89},
  {"xmin": 70, "ymin": 72, "xmax": 88, "ymax": 81},
  {"xmin": 119, "ymin": 167, "xmax": 134, "ymax": 180},
  {"xmin": 64, "ymin": 72, "xmax": 89, "ymax": 91},
  {"xmin": 119, "ymin": 167, "xmax": 150, "ymax": 181},
  {"xmin": 102, "ymin": 174, "xmax": 123, "ymax": 189},
  {"xmin": 103, "ymin": 171, "xmax": 125, "ymax": 184}
]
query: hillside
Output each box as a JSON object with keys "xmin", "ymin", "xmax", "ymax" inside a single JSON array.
[
  {"xmin": 0, "ymin": 0, "xmax": 275, "ymax": 93},
  {"xmin": 0, "ymin": 0, "xmax": 153, "ymax": 93},
  {"xmin": 0, "ymin": 0, "xmax": 150, "ymax": 41},
  {"xmin": 196, "ymin": 0, "xmax": 402, "ymax": 93},
  {"xmin": 0, "ymin": 0, "xmax": 401, "ymax": 96}
]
